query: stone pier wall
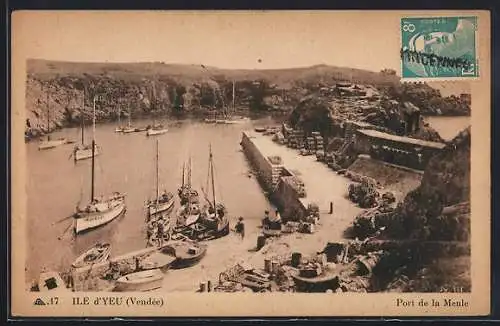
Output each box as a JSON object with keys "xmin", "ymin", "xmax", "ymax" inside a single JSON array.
[
  {"xmin": 241, "ymin": 131, "xmax": 284, "ymax": 192},
  {"xmin": 241, "ymin": 132, "xmax": 307, "ymax": 221}
]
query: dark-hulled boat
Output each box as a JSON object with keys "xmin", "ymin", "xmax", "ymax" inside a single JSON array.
[{"xmin": 160, "ymin": 242, "xmax": 207, "ymax": 269}]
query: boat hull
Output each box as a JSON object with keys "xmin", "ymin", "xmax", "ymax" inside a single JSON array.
[
  {"xmin": 71, "ymin": 243, "xmax": 111, "ymax": 269},
  {"xmin": 148, "ymin": 197, "xmax": 175, "ymax": 216},
  {"xmin": 75, "ymin": 198, "xmax": 126, "ymax": 234},
  {"xmin": 38, "ymin": 139, "xmax": 67, "ymax": 150},
  {"xmin": 74, "ymin": 146, "xmax": 100, "ymax": 161},
  {"xmin": 146, "ymin": 128, "xmax": 168, "ymax": 136},
  {"xmin": 114, "ymin": 269, "xmax": 164, "ymax": 292}
]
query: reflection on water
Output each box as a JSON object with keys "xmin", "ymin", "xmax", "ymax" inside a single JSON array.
[
  {"xmin": 26, "ymin": 117, "xmax": 278, "ymax": 281},
  {"xmin": 424, "ymin": 116, "xmax": 471, "ymax": 141}
]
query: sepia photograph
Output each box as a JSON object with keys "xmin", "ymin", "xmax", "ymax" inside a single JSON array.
[{"xmin": 11, "ymin": 10, "xmax": 490, "ymax": 317}]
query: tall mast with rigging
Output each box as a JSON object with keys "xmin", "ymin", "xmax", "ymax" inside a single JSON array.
[
  {"xmin": 91, "ymin": 95, "xmax": 96, "ymax": 201},
  {"xmin": 46, "ymin": 86, "xmax": 50, "ymax": 140},
  {"xmin": 155, "ymin": 139, "xmax": 160, "ymax": 204},
  {"xmin": 209, "ymin": 144, "xmax": 216, "ymax": 210},
  {"xmin": 81, "ymin": 89, "xmax": 85, "ymax": 145},
  {"xmin": 232, "ymin": 80, "xmax": 235, "ymax": 115}
]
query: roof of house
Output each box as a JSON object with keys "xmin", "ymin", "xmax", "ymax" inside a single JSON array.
[{"xmin": 357, "ymin": 129, "xmax": 446, "ymax": 149}]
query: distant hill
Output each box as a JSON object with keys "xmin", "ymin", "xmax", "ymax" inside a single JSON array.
[
  {"xmin": 24, "ymin": 59, "xmax": 401, "ymax": 138},
  {"xmin": 27, "ymin": 59, "xmax": 400, "ymax": 89}
]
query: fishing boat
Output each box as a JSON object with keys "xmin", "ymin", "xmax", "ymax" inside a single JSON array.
[
  {"xmin": 146, "ymin": 139, "xmax": 175, "ymax": 218},
  {"xmin": 114, "ymin": 269, "xmax": 164, "ymax": 292},
  {"xmin": 71, "ymin": 242, "xmax": 111, "ymax": 269},
  {"xmin": 197, "ymin": 144, "xmax": 230, "ymax": 238},
  {"xmin": 38, "ymin": 87, "xmax": 68, "ymax": 150},
  {"xmin": 73, "ymin": 95, "xmax": 127, "ymax": 234},
  {"xmin": 73, "ymin": 91, "xmax": 101, "ymax": 161},
  {"xmin": 176, "ymin": 159, "xmax": 201, "ymax": 227},
  {"xmin": 173, "ymin": 146, "xmax": 230, "ymax": 240},
  {"xmin": 38, "ymin": 271, "xmax": 69, "ymax": 292},
  {"xmin": 160, "ymin": 241, "xmax": 207, "ymax": 269}
]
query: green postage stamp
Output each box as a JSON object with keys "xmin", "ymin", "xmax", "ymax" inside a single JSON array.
[{"xmin": 400, "ymin": 16, "xmax": 478, "ymax": 79}]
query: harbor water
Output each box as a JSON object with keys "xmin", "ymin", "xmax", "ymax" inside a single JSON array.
[
  {"xmin": 424, "ymin": 116, "xmax": 471, "ymax": 141},
  {"xmin": 26, "ymin": 117, "xmax": 278, "ymax": 282}
]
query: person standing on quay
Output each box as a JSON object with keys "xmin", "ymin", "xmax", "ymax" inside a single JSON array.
[{"xmin": 235, "ymin": 217, "xmax": 245, "ymax": 240}]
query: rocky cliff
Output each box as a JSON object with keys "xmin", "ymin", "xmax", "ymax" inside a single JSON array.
[{"xmin": 25, "ymin": 59, "xmax": 400, "ymax": 138}]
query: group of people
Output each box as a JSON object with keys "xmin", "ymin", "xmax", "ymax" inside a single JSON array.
[
  {"xmin": 146, "ymin": 214, "xmax": 170, "ymax": 247},
  {"xmin": 232, "ymin": 209, "xmax": 283, "ymax": 240}
]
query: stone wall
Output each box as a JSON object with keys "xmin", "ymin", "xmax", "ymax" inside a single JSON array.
[
  {"xmin": 241, "ymin": 132, "xmax": 307, "ymax": 221},
  {"xmin": 241, "ymin": 131, "xmax": 284, "ymax": 192}
]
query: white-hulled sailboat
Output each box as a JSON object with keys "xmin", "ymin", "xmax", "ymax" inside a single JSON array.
[
  {"xmin": 115, "ymin": 105, "xmax": 126, "ymax": 133},
  {"xmin": 73, "ymin": 95, "xmax": 126, "ymax": 234},
  {"xmin": 73, "ymin": 91, "xmax": 100, "ymax": 161},
  {"xmin": 216, "ymin": 81, "xmax": 249, "ymax": 125},
  {"xmin": 146, "ymin": 139, "xmax": 175, "ymax": 218},
  {"xmin": 122, "ymin": 100, "xmax": 148, "ymax": 134},
  {"xmin": 38, "ymin": 87, "xmax": 69, "ymax": 150},
  {"xmin": 146, "ymin": 81, "xmax": 168, "ymax": 136}
]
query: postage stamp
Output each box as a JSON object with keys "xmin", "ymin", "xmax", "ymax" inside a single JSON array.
[
  {"xmin": 400, "ymin": 17, "xmax": 478, "ymax": 79},
  {"xmin": 10, "ymin": 10, "xmax": 490, "ymax": 318}
]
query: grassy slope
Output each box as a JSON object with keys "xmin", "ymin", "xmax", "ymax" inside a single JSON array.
[{"xmin": 27, "ymin": 59, "xmax": 400, "ymax": 88}]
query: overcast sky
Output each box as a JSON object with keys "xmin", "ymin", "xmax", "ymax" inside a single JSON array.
[{"xmin": 13, "ymin": 11, "xmax": 409, "ymax": 72}]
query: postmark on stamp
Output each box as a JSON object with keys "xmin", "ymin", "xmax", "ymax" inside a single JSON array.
[{"xmin": 400, "ymin": 17, "xmax": 478, "ymax": 79}]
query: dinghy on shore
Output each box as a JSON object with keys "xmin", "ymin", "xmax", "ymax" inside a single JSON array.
[
  {"xmin": 114, "ymin": 269, "xmax": 164, "ymax": 292},
  {"xmin": 72, "ymin": 243, "xmax": 111, "ymax": 269}
]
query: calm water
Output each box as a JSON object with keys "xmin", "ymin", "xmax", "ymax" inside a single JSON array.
[
  {"xmin": 26, "ymin": 117, "xmax": 278, "ymax": 281},
  {"xmin": 424, "ymin": 116, "xmax": 471, "ymax": 141}
]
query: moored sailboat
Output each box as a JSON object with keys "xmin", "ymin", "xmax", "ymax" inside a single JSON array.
[
  {"xmin": 146, "ymin": 81, "xmax": 169, "ymax": 136},
  {"xmin": 198, "ymin": 144, "xmax": 230, "ymax": 238},
  {"xmin": 73, "ymin": 95, "xmax": 126, "ymax": 234},
  {"xmin": 74, "ymin": 92, "xmax": 101, "ymax": 161},
  {"xmin": 38, "ymin": 86, "xmax": 69, "ymax": 150},
  {"xmin": 176, "ymin": 159, "xmax": 201, "ymax": 227},
  {"xmin": 146, "ymin": 139, "xmax": 175, "ymax": 219}
]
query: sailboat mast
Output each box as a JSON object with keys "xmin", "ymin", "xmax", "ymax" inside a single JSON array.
[
  {"xmin": 209, "ymin": 144, "xmax": 216, "ymax": 209},
  {"xmin": 46, "ymin": 87, "xmax": 50, "ymax": 140},
  {"xmin": 156, "ymin": 139, "xmax": 159, "ymax": 203},
  {"xmin": 91, "ymin": 95, "xmax": 96, "ymax": 201},
  {"xmin": 181, "ymin": 162, "xmax": 185, "ymax": 188},
  {"xmin": 232, "ymin": 80, "xmax": 235, "ymax": 113},
  {"xmin": 81, "ymin": 89, "xmax": 85, "ymax": 145}
]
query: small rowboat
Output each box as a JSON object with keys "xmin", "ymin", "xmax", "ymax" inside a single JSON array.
[
  {"xmin": 114, "ymin": 269, "xmax": 164, "ymax": 292},
  {"xmin": 140, "ymin": 251, "xmax": 177, "ymax": 271},
  {"xmin": 160, "ymin": 242, "xmax": 207, "ymax": 269},
  {"xmin": 72, "ymin": 243, "xmax": 111, "ymax": 269},
  {"xmin": 38, "ymin": 271, "xmax": 69, "ymax": 292}
]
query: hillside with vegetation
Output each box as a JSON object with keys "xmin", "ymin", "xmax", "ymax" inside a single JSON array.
[{"xmin": 24, "ymin": 59, "xmax": 469, "ymax": 139}]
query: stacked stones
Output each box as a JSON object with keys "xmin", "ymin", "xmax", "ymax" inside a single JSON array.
[
  {"xmin": 305, "ymin": 136, "xmax": 315, "ymax": 152},
  {"xmin": 268, "ymin": 155, "xmax": 284, "ymax": 189},
  {"xmin": 312, "ymin": 132, "xmax": 324, "ymax": 152}
]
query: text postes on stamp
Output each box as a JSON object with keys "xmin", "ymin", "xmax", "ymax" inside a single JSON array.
[{"xmin": 400, "ymin": 17, "xmax": 478, "ymax": 79}]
